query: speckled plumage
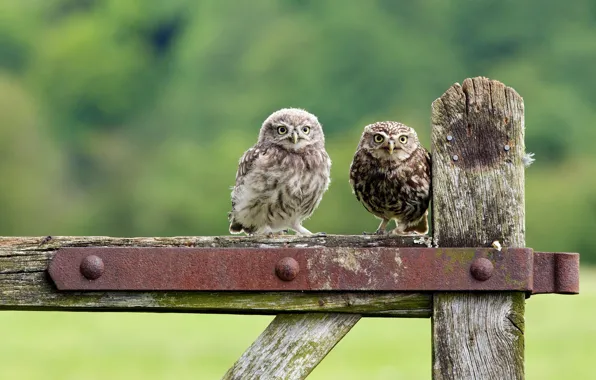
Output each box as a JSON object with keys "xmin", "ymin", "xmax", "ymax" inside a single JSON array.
[
  {"xmin": 349, "ymin": 121, "xmax": 431, "ymax": 235},
  {"xmin": 229, "ymin": 108, "xmax": 331, "ymax": 235}
]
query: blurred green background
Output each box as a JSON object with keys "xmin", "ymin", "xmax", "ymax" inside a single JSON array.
[{"xmin": 0, "ymin": 0, "xmax": 594, "ymax": 379}]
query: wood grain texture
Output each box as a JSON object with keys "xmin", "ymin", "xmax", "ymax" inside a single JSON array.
[
  {"xmin": 0, "ymin": 235, "xmax": 431, "ymax": 316},
  {"xmin": 431, "ymin": 77, "xmax": 526, "ymax": 379},
  {"xmin": 431, "ymin": 77, "xmax": 525, "ymax": 248},
  {"xmin": 0, "ymin": 235, "xmax": 430, "ymax": 378},
  {"xmin": 223, "ymin": 313, "xmax": 360, "ymax": 380},
  {"xmin": 432, "ymin": 293, "xmax": 525, "ymax": 379}
]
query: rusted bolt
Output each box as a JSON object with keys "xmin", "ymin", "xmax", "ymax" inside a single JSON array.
[
  {"xmin": 504, "ymin": 144, "xmax": 511, "ymax": 151},
  {"xmin": 447, "ymin": 135, "xmax": 453, "ymax": 141},
  {"xmin": 275, "ymin": 257, "xmax": 299, "ymax": 281},
  {"xmin": 470, "ymin": 258, "xmax": 494, "ymax": 281},
  {"xmin": 452, "ymin": 155, "xmax": 459, "ymax": 161},
  {"xmin": 80, "ymin": 255, "xmax": 104, "ymax": 280}
]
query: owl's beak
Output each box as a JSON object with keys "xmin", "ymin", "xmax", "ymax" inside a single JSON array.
[
  {"xmin": 291, "ymin": 131, "xmax": 298, "ymax": 144},
  {"xmin": 388, "ymin": 140, "xmax": 395, "ymax": 154}
]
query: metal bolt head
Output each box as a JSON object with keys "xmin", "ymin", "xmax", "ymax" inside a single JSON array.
[
  {"xmin": 275, "ymin": 257, "xmax": 299, "ymax": 281},
  {"xmin": 447, "ymin": 135, "xmax": 453, "ymax": 141},
  {"xmin": 504, "ymin": 144, "xmax": 511, "ymax": 151},
  {"xmin": 80, "ymin": 255, "xmax": 104, "ymax": 280},
  {"xmin": 452, "ymin": 155, "xmax": 459, "ymax": 161},
  {"xmin": 470, "ymin": 257, "xmax": 494, "ymax": 281}
]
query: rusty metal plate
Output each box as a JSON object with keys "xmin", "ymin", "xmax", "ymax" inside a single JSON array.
[
  {"xmin": 47, "ymin": 247, "xmax": 556, "ymax": 292},
  {"xmin": 532, "ymin": 252, "xmax": 580, "ymax": 294}
]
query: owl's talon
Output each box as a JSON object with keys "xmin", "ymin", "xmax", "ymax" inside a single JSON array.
[
  {"xmin": 292, "ymin": 225, "xmax": 312, "ymax": 235},
  {"xmin": 265, "ymin": 230, "xmax": 288, "ymax": 238},
  {"xmin": 314, "ymin": 232, "xmax": 327, "ymax": 237},
  {"xmin": 391, "ymin": 229, "xmax": 420, "ymax": 236}
]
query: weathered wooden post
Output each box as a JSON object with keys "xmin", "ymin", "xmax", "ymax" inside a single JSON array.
[{"xmin": 431, "ymin": 77, "xmax": 526, "ymax": 379}]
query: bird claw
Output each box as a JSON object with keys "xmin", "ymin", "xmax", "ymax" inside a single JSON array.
[
  {"xmin": 265, "ymin": 230, "xmax": 288, "ymax": 238},
  {"xmin": 313, "ymin": 232, "xmax": 327, "ymax": 237},
  {"xmin": 391, "ymin": 229, "xmax": 421, "ymax": 236},
  {"xmin": 362, "ymin": 231, "xmax": 384, "ymax": 236}
]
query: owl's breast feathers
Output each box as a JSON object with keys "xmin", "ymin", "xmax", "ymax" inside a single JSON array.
[
  {"xmin": 230, "ymin": 142, "xmax": 330, "ymax": 233},
  {"xmin": 350, "ymin": 146, "xmax": 431, "ymax": 222},
  {"xmin": 235, "ymin": 143, "xmax": 330, "ymax": 184}
]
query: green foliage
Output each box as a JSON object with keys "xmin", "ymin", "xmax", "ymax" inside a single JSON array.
[
  {"xmin": 0, "ymin": 74, "xmax": 67, "ymax": 235},
  {"xmin": 0, "ymin": 0, "xmax": 595, "ymax": 259}
]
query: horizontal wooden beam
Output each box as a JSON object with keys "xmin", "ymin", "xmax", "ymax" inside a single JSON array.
[{"xmin": 0, "ymin": 235, "xmax": 432, "ymax": 317}]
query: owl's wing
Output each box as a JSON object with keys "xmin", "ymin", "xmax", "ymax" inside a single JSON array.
[
  {"xmin": 348, "ymin": 152, "xmax": 365, "ymax": 202},
  {"xmin": 235, "ymin": 146, "xmax": 263, "ymax": 185},
  {"xmin": 424, "ymin": 149, "xmax": 431, "ymax": 175},
  {"xmin": 424, "ymin": 149, "xmax": 432, "ymax": 192}
]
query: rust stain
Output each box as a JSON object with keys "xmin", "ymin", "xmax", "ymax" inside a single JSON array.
[
  {"xmin": 46, "ymin": 247, "xmax": 578, "ymax": 294},
  {"xmin": 331, "ymin": 248, "xmax": 363, "ymax": 274}
]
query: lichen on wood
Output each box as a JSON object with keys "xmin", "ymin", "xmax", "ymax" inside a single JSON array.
[
  {"xmin": 0, "ymin": 235, "xmax": 431, "ymax": 316},
  {"xmin": 223, "ymin": 313, "xmax": 360, "ymax": 380},
  {"xmin": 0, "ymin": 234, "xmax": 432, "ymax": 379},
  {"xmin": 431, "ymin": 77, "xmax": 526, "ymax": 379}
]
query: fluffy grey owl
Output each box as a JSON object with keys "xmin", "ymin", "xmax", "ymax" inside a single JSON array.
[
  {"xmin": 349, "ymin": 121, "xmax": 431, "ymax": 235},
  {"xmin": 229, "ymin": 108, "xmax": 331, "ymax": 235}
]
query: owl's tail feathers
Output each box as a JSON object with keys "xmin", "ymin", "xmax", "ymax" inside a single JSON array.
[
  {"xmin": 228, "ymin": 211, "xmax": 244, "ymax": 234},
  {"xmin": 403, "ymin": 211, "xmax": 429, "ymax": 235},
  {"xmin": 229, "ymin": 220, "xmax": 244, "ymax": 234}
]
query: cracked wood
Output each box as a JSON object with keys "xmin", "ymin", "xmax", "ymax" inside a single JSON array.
[
  {"xmin": 223, "ymin": 313, "xmax": 361, "ymax": 380},
  {"xmin": 0, "ymin": 234, "xmax": 432, "ymax": 379},
  {"xmin": 0, "ymin": 235, "xmax": 431, "ymax": 316},
  {"xmin": 431, "ymin": 77, "xmax": 526, "ymax": 379}
]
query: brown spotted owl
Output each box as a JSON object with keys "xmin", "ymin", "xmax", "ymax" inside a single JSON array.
[
  {"xmin": 228, "ymin": 108, "xmax": 331, "ymax": 235},
  {"xmin": 349, "ymin": 121, "xmax": 431, "ymax": 235}
]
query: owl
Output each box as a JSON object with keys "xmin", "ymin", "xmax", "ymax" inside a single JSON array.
[
  {"xmin": 349, "ymin": 121, "xmax": 431, "ymax": 235},
  {"xmin": 228, "ymin": 108, "xmax": 331, "ymax": 235}
]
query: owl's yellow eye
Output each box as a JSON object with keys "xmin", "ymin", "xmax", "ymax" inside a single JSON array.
[
  {"xmin": 399, "ymin": 135, "xmax": 408, "ymax": 144},
  {"xmin": 277, "ymin": 126, "xmax": 288, "ymax": 135},
  {"xmin": 301, "ymin": 126, "xmax": 311, "ymax": 134},
  {"xmin": 373, "ymin": 134, "xmax": 384, "ymax": 143}
]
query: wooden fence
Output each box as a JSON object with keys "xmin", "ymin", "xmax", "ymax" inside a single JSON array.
[{"xmin": 0, "ymin": 77, "xmax": 578, "ymax": 379}]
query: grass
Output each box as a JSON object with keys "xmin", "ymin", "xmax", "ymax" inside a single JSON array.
[{"xmin": 0, "ymin": 268, "xmax": 593, "ymax": 379}]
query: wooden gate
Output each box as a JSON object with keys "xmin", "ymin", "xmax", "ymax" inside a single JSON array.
[{"xmin": 0, "ymin": 77, "xmax": 579, "ymax": 379}]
